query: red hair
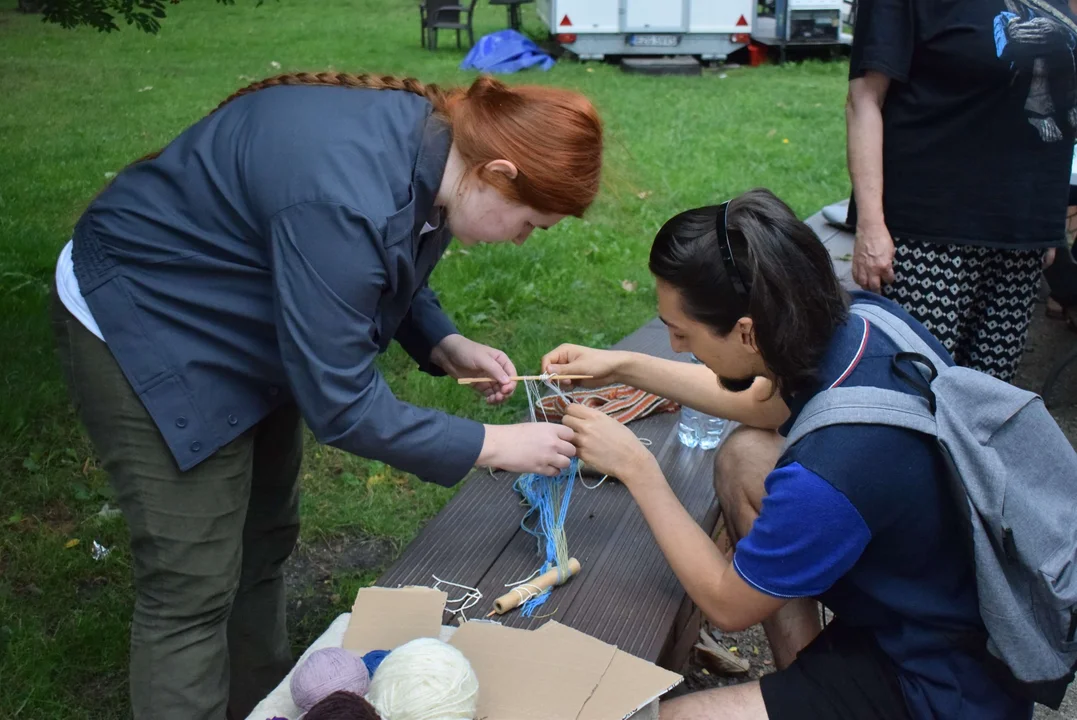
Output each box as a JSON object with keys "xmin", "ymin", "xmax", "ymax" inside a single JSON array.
[
  {"xmin": 125, "ymin": 72, "xmax": 604, "ymax": 218},
  {"xmin": 445, "ymin": 76, "xmax": 603, "ymax": 218}
]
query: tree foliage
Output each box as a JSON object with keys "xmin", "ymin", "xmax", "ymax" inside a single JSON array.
[{"xmin": 24, "ymin": 0, "xmax": 239, "ymax": 34}]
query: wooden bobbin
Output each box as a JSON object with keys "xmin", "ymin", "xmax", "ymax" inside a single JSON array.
[{"xmin": 489, "ymin": 558, "xmax": 582, "ymax": 616}]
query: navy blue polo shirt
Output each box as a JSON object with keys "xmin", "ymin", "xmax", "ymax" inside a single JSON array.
[{"xmin": 733, "ymin": 292, "xmax": 1033, "ymax": 719}]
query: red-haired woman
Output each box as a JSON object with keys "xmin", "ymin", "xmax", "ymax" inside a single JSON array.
[{"xmin": 49, "ymin": 72, "xmax": 603, "ymax": 720}]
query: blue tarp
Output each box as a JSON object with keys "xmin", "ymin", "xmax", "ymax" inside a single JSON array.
[{"xmin": 460, "ymin": 29, "xmax": 555, "ymax": 74}]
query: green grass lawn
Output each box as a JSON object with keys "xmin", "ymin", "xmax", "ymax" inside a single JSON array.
[{"xmin": 0, "ymin": 1, "xmax": 850, "ymax": 716}]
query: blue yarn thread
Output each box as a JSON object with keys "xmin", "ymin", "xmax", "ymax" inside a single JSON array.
[
  {"xmin": 513, "ymin": 461, "xmax": 578, "ymax": 615},
  {"xmin": 511, "ymin": 376, "xmax": 580, "ymax": 616},
  {"xmin": 361, "ymin": 649, "xmax": 390, "ymax": 678}
]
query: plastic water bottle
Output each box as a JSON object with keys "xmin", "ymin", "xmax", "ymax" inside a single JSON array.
[{"xmin": 677, "ymin": 355, "xmax": 727, "ymax": 450}]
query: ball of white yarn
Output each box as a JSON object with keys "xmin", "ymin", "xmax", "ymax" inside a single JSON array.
[{"xmin": 366, "ymin": 637, "xmax": 479, "ymax": 720}]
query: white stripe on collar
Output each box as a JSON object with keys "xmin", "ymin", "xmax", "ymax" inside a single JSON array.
[{"xmin": 828, "ymin": 316, "xmax": 871, "ymax": 390}]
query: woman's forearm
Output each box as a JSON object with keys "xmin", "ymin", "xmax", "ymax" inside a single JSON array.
[
  {"xmin": 624, "ymin": 460, "xmax": 775, "ymax": 632},
  {"xmin": 616, "ymin": 352, "xmax": 789, "ymax": 430},
  {"xmin": 846, "ymin": 75, "xmax": 890, "ymax": 230}
]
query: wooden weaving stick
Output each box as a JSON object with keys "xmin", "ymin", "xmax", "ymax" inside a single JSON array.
[{"xmin": 456, "ymin": 374, "xmax": 593, "ymax": 385}]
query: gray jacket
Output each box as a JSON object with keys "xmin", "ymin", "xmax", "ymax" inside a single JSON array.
[{"xmin": 72, "ymin": 84, "xmax": 484, "ymax": 486}]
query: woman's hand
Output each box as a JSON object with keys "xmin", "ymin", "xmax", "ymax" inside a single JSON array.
[
  {"xmin": 852, "ymin": 222, "xmax": 896, "ymax": 294},
  {"xmin": 562, "ymin": 404, "xmax": 658, "ymax": 488},
  {"xmin": 541, "ymin": 344, "xmax": 627, "ymax": 389},
  {"xmin": 479, "ymin": 423, "xmax": 576, "ymax": 476},
  {"xmin": 432, "ymin": 334, "xmax": 517, "ymax": 404}
]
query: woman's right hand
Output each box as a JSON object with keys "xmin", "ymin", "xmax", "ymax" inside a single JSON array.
[
  {"xmin": 541, "ymin": 344, "xmax": 626, "ymax": 389},
  {"xmin": 852, "ymin": 222, "xmax": 896, "ymax": 294},
  {"xmin": 479, "ymin": 422, "xmax": 576, "ymax": 476}
]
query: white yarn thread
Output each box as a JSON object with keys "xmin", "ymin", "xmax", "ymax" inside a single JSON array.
[
  {"xmin": 582, "ymin": 436, "xmax": 654, "ymax": 490},
  {"xmin": 432, "ymin": 576, "xmax": 483, "ymax": 623},
  {"xmin": 366, "ymin": 638, "xmax": 480, "ymax": 720}
]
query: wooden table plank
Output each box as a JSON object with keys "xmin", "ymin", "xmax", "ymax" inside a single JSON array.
[{"xmin": 375, "ymin": 470, "xmax": 523, "ymax": 591}]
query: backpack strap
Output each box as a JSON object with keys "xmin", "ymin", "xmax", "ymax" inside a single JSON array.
[
  {"xmin": 782, "ymin": 302, "xmax": 947, "ymax": 450},
  {"xmin": 849, "ymin": 303, "xmax": 948, "ymax": 372},
  {"xmin": 784, "ymin": 385, "xmax": 938, "ymax": 450}
]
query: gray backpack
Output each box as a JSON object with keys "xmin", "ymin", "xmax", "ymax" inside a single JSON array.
[{"xmin": 784, "ymin": 302, "xmax": 1077, "ymax": 710}]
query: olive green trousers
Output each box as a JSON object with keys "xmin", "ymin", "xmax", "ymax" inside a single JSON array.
[{"xmin": 51, "ymin": 283, "xmax": 302, "ymax": 720}]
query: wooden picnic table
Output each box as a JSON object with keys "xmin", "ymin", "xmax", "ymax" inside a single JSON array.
[{"xmin": 376, "ymin": 318, "xmax": 720, "ymax": 670}]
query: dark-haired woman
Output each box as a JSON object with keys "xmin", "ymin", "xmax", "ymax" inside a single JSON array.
[
  {"xmin": 52, "ymin": 72, "xmax": 602, "ymax": 720},
  {"xmin": 543, "ymin": 189, "xmax": 1033, "ymax": 719}
]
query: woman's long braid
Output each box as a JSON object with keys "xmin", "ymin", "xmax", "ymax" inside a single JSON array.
[
  {"xmin": 211, "ymin": 71, "xmax": 455, "ymax": 115},
  {"xmin": 127, "ymin": 72, "xmax": 456, "ymax": 166}
]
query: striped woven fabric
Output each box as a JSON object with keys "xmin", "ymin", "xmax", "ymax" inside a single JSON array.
[{"xmin": 537, "ymin": 384, "xmax": 681, "ymax": 424}]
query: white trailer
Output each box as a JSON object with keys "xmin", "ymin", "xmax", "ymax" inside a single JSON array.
[
  {"xmin": 536, "ymin": 0, "xmax": 849, "ymax": 63},
  {"xmin": 535, "ymin": 0, "xmax": 755, "ymax": 61}
]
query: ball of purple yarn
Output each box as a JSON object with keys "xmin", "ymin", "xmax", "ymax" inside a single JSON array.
[
  {"xmin": 290, "ymin": 647, "xmax": 370, "ymax": 711},
  {"xmin": 361, "ymin": 650, "xmax": 391, "ymax": 678}
]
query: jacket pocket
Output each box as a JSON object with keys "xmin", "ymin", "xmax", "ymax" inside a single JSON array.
[{"xmin": 382, "ymin": 188, "xmax": 416, "ymax": 247}]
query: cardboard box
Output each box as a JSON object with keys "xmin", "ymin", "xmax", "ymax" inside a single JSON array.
[
  {"xmin": 343, "ymin": 586, "xmax": 448, "ymax": 653},
  {"xmin": 343, "ymin": 586, "xmax": 683, "ymax": 720}
]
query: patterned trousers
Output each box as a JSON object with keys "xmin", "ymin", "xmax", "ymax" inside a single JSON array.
[{"xmin": 884, "ymin": 238, "xmax": 1045, "ymax": 383}]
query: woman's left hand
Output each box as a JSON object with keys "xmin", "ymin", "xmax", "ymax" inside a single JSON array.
[
  {"xmin": 562, "ymin": 404, "xmax": 657, "ymax": 487},
  {"xmin": 432, "ymin": 334, "xmax": 517, "ymax": 404}
]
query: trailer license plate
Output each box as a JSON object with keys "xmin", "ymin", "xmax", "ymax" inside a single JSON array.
[{"xmin": 628, "ymin": 34, "xmax": 681, "ymax": 47}]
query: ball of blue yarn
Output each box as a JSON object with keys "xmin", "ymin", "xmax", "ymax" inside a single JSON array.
[{"xmin": 362, "ymin": 650, "xmax": 390, "ymax": 678}]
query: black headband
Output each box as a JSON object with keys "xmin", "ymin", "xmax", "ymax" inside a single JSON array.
[{"xmin": 716, "ymin": 201, "xmax": 750, "ymax": 299}]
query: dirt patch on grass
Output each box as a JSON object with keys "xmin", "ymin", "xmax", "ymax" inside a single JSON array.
[
  {"xmin": 283, "ymin": 533, "xmax": 397, "ymax": 653},
  {"xmin": 284, "ymin": 533, "xmax": 397, "ymax": 599},
  {"xmin": 5, "ymin": 500, "xmax": 78, "ymax": 537},
  {"xmin": 71, "ymin": 666, "xmax": 127, "ymax": 717},
  {"xmin": 75, "ymin": 575, "xmax": 111, "ymax": 603}
]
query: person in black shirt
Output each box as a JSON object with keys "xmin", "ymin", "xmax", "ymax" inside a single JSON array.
[{"xmin": 846, "ymin": 0, "xmax": 1077, "ymax": 382}]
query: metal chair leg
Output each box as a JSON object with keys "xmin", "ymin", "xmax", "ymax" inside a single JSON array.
[
  {"xmin": 1042, "ymin": 342, "xmax": 1077, "ymax": 408},
  {"xmin": 457, "ymin": 28, "xmax": 461, "ymax": 48}
]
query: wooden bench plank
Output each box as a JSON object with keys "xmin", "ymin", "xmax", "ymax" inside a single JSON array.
[
  {"xmin": 376, "ymin": 318, "xmax": 720, "ymax": 666},
  {"xmin": 375, "ymin": 474, "xmax": 522, "ymax": 591}
]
